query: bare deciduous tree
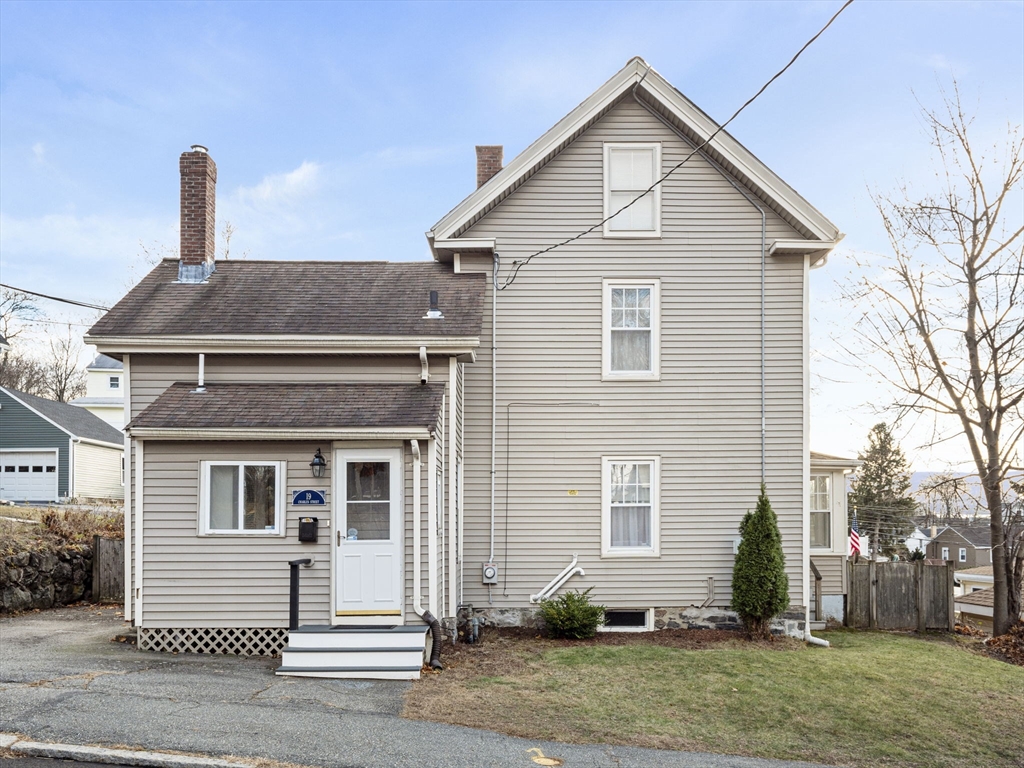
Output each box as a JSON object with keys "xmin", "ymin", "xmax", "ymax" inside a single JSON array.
[
  {"xmin": 846, "ymin": 83, "xmax": 1023, "ymax": 635},
  {"xmin": 43, "ymin": 325, "xmax": 87, "ymax": 403},
  {"xmin": 917, "ymin": 472, "xmax": 973, "ymax": 525}
]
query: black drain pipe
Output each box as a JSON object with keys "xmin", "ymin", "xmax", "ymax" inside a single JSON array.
[{"xmin": 421, "ymin": 610, "xmax": 444, "ymax": 669}]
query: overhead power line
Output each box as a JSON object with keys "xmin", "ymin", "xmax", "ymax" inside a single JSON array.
[
  {"xmin": 499, "ymin": 0, "xmax": 856, "ymax": 289},
  {"xmin": 0, "ymin": 283, "xmax": 110, "ymax": 312}
]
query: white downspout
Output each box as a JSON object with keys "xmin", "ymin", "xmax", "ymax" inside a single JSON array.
[
  {"xmin": 122, "ymin": 354, "xmax": 132, "ymax": 624},
  {"xmin": 427, "ymin": 438, "xmax": 438, "ymax": 617},
  {"xmin": 805, "ymin": 630, "xmax": 830, "ymax": 647},
  {"xmin": 448, "ymin": 357, "xmax": 458, "ymax": 620},
  {"xmin": 411, "ymin": 439, "xmax": 425, "ymax": 617},
  {"xmin": 134, "ymin": 439, "xmax": 144, "ymax": 626}
]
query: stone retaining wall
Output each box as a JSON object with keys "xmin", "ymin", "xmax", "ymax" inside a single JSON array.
[
  {"xmin": 0, "ymin": 545, "xmax": 93, "ymax": 613},
  {"xmin": 460, "ymin": 604, "xmax": 807, "ymax": 638}
]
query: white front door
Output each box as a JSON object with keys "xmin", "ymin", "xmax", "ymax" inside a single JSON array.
[{"xmin": 334, "ymin": 448, "xmax": 403, "ymax": 621}]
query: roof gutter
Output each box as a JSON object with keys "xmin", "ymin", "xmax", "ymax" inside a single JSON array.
[
  {"xmin": 83, "ymin": 335, "xmax": 481, "ymax": 357},
  {"xmin": 126, "ymin": 427, "xmax": 433, "ymax": 441}
]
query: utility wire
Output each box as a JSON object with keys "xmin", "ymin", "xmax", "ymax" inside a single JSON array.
[
  {"xmin": 0, "ymin": 283, "xmax": 110, "ymax": 312},
  {"xmin": 499, "ymin": 0, "xmax": 856, "ymax": 290}
]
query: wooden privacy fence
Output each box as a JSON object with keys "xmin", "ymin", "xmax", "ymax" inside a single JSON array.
[
  {"xmin": 92, "ymin": 535, "xmax": 124, "ymax": 603},
  {"xmin": 847, "ymin": 560, "xmax": 954, "ymax": 632}
]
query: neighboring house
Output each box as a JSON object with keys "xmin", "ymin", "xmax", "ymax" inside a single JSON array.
[
  {"xmin": 0, "ymin": 387, "xmax": 125, "ymax": 502},
  {"xmin": 85, "ymin": 58, "xmax": 843, "ymax": 678},
  {"xmin": 954, "ymin": 565, "xmax": 993, "ymax": 597},
  {"xmin": 71, "ymin": 353, "xmax": 126, "ymax": 429},
  {"xmin": 955, "ymin": 584, "xmax": 1024, "ymax": 634},
  {"xmin": 904, "ymin": 525, "xmax": 933, "ymax": 554},
  {"xmin": 926, "ymin": 525, "xmax": 993, "ymax": 568},
  {"xmin": 809, "ymin": 451, "xmax": 860, "ymax": 622}
]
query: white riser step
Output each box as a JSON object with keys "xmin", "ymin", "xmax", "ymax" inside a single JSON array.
[
  {"xmin": 280, "ymin": 648, "xmax": 424, "ymax": 668},
  {"xmin": 287, "ymin": 627, "xmax": 427, "ymax": 650},
  {"xmin": 276, "ymin": 667, "xmax": 421, "ymax": 680}
]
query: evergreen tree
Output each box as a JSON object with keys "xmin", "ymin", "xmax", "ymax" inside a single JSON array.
[
  {"xmin": 849, "ymin": 423, "xmax": 917, "ymax": 558},
  {"xmin": 731, "ymin": 484, "xmax": 789, "ymax": 640}
]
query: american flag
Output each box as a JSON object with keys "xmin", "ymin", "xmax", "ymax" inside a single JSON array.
[{"xmin": 849, "ymin": 511, "xmax": 861, "ymax": 556}]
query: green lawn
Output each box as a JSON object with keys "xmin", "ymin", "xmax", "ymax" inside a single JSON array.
[{"xmin": 405, "ymin": 630, "xmax": 1024, "ymax": 767}]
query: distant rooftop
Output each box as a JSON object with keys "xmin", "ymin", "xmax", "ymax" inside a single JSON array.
[{"xmin": 87, "ymin": 354, "xmax": 123, "ymax": 370}]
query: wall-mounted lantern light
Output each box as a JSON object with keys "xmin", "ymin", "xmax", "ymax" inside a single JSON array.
[{"xmin": 310, "ymin": 448, "xmax": 327, "ymax": 478}]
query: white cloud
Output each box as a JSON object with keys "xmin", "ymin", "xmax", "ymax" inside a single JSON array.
[
  {"xmin": 234, "ymin": 161, "xmax": 322, "ymax": 207},
  {"xmin": 31, "ymin": 142, "xmax": 45, "ymax": 162}
]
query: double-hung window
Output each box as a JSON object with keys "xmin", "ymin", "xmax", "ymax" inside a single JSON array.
[
  {"xmin": 810, "ymin": 474, "xmax": 831, "ymax": 548},
  {"xmin": 200, "ymin": 461, "xmax": 285, "ymax": 535},
  {"xmin": 603, "ymin": 143, "xmax": 661, "ymax": 237},
  {"xmin": 959, "ymin": 547, "xmax": 967, "ymax": 563},
  {"xmin": 602, "ymin": 456, "xmax": 660, "ymax": 557},
  {"xmin": 109, "ymin": 376, "xmax": 120, "ymax": 390},
  {"xmin": 602, "ymin": 279, "xmax": 660, "ymax": 380}
]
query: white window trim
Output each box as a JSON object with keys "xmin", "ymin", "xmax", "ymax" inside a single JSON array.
[
  {"xmin": 198, "ymin": 460, "xmax": 286, "ymax": 536},
  {"xmin": 603, "ymin": 142, "xmax": 662, "ymax": 238},
  {"xmin": 809, "ymin": 473, "xmax": 831, "ymax": 550},
  {"xmin": 602, "ymin": 278, "xmax": 661, "ymax": 381},
  {"xmin": 109, "ymin": 375, "xmax": 120, "ymax": 390},
  {"xmin": 601, "ymin": 455, "xmax": 660, "ymax": 558},
  {"xmin": 598, "ymin": 608, "xmax": 653, "ymax": 632},
  {"xmin": 941, "ymin": 546, "xmax": 950, "ymax": 561},
  {"xmin": 959, "ymin": 547, "xmax": 967, "ymax": 563}
]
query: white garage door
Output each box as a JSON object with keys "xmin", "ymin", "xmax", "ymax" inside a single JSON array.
[{"xmin": 0, "ymin": 451, "xmax": 59, "ymax": 502}]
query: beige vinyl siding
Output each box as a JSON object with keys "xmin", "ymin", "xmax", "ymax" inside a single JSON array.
[
  {"xmin": 811, "ymin": 554, "xmax": 845, "ymax": 596},
  {"xmin": 458, "ymin": 98, "xmax": 808, "ymax": 610},
  {"xmin": 131, "ymin": 355, "xmax": 450, "ymax": 628},
  {"xmin": 73, "ymin": 442, "xmax": 124, "ymax": 500}
]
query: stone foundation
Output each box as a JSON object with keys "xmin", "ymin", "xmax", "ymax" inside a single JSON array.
[
  {"xmin": 460, "ymin": 603, "xmax": 808, "ymax": 639},
  {"xmin": 1, "ymin": 546, "xmax": 93, "ymax": 613}
]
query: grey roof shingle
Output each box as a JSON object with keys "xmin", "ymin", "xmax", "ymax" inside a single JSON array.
[
  {"xmin": 88, "ymin": 354, "xmax": 123, "ymax": 370},
  {"xmin": 128, "ymin": 382, "xmax": 445, "ymax": 432},
  {"xmin": 1, "ymin": 387, "xmax": 124, "ymax": 445},
  {"xmin": 87, "ymin": 260, "xmax": 485, "ymax": 338},
  {"xmin": 940, "ymin": 525, "xmax": 993, "ymax": 548}
]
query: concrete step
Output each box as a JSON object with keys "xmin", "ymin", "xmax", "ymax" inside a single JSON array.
[
  {"xmin": 277, "ymin": 624, "xmax": 429, "ymax": 679},
  {"xmin": 280, "ymin": 647, "xmax": 425, "ymax": 669},
  {"xmin": 287, "ymin": 625, "xmax": 428, "ymax": 650}
]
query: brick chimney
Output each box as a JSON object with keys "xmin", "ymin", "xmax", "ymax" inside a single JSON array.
[
  {"xmin": 178, "ymin": 145, "xmax": 217, "ymax": 283},
  {"xmin": 475, "ymin": 145, "xmax": 503, "ymax": 189}
]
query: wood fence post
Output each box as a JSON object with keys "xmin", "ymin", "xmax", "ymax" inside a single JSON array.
[
  {"xmin": 92, "ymin": 535, "xmax": 101, "ymax": 600},
  {"xmin": 868, "ymin": 559, "xmax": 877, "ymax": 630},
  {"xmin": 916, "ymin": 558, "xmax": 926, "ymax": 633},
  {"xmin": 946, "ymin": 563, "xmax": 956, "ymax": 632}
]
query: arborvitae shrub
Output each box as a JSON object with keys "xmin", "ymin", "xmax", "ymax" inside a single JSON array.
[
  {"xmin": 539, "ymin": 588, "xmax": 606, "ymax": 639},
  {"xmin": 731, "ymin": 484, "xmax": 789, "ymax": 640}
]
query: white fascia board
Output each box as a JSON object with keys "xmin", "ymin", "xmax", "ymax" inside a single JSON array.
[
  {"xmin": 126, "ymin": 427, "xmax": 433, "ymax": 441},
  {"xmin": 770, "ymin": 239, "xmax": 840, "ymax": 256},
  {"xmin": 84, "ymin": 335, "xmax": 480, "ymax": 355},
  {"xmin": 955, "ymin": 602, "xmax": 993, "ymax": 618},
  {"xmin": 76, "ymin": 436, "xmax": 125, "ymax": 451},
  {"xmin": 810, "ymin": 457, "xmax": 862, "ymax": 471},
  {"xmin": 0, "ymin": 387, "xmax": 75, "ymax": 440},
  {"xmin": 429, "ymin": 56, "xmax": 840, "ymax": 244},
  {"xmin": 432, "ymin": 238, "xmax": 496, "ymax": 254}
]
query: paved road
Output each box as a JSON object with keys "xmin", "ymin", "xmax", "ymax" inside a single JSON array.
[{"xmin": 0, "ymin": 607, "xmax": 828, "ymax": 768}]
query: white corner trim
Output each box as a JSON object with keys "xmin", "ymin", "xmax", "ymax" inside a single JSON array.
[
  {"xmin": 134, "ymin": 439, "xmax": 144, "ymax": 626},
  {"xmin": 123, "ymin": 355, "xmax": 132, "ymax": 623}
]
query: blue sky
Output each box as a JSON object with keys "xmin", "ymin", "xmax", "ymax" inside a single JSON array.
[{"xmin": 1, "ymin": 0, "xmax": 1022, "ymax": 469}]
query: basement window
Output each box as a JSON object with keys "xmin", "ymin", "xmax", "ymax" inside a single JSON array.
[{"xmin": 600, "ymin": 609, "xmax": 652, "ymax": 632}]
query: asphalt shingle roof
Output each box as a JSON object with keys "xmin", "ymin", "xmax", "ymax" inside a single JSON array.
[
  {"xmin": 128, "ymin": 382, "xmax": 446, "ymax": 432},
  {"xmin": 87, "ymin": 260, "xmax": 485, "ymax": 338},
  {"xmin": 88, "ymin": 354, "xmax": 123, "ymax": 370},
  {"xmin": 2, "ymin": 387, "xmax": 124, "ymax": 445},
  {"xmin": 940, "ymin": 525, "xmax": 993, "ymax": 548}
]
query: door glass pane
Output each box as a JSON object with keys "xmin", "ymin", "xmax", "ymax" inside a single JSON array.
[
  {"xmin": 346, "ymin": 462, "xmax": 390, "ymax": 540},
  {"xmin": 209, "ymin": 465, "xmax": 239, "ymax": 530},
  {"xmin": 811, "ymin": 511, "xmax": 830, "ymax": 548},
  {"xmin": 243, "ymin": 465, "xmax": 276, "ymax": 530}
]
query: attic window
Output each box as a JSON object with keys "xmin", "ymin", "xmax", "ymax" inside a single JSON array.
[{"xmin": 604, "ymin": 143, "xmax": 661, "ymax": 237}]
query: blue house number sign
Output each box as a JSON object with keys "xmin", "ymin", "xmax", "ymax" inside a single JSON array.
[{"xmin": 292, "ymin": 489, "xmax": 326, "ymax": 506}]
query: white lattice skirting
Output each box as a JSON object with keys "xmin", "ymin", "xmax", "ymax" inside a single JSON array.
[{"xmin": 138, "ymin": 627, "xmax": 288, "ymax": 656}]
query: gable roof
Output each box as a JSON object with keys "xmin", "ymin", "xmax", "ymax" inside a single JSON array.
[
  {"xmin": 429, "ymin": 57, "xmax": 841, "ymax": 250},
  {"xmin": 1, "ymin": 387, "xmax": 124, "ymax": 446},
  {"xmin": 937, "ymin": 525, "xmax": 992, "ymax": 548},
  {"xmin": 127, "ymin": 382, "xmax": 445, "ymax": 437},
  {"xmin": 87, "ymin": 354, "xmax": 123, "ymax": 371},
  {"xmin": 85, "ymin": 260, "xmax": 485, "ymax": 349}
]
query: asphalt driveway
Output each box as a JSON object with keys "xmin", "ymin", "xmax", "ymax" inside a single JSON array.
[{"xmin": 0, "ymin": 606, "xmax": 828, "ymax": 768}]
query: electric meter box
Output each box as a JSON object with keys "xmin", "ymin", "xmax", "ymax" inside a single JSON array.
[
  {"xmin": 298, "ymin": 517, "xmax": 319, "ymax": 543},
  {"xmin": 482, "ymin": 562, "xmax": 499, "ymax": 585}
]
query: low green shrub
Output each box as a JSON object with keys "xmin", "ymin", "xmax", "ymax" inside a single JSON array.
[{"xmin": 539, "ymin": 588, "xmax": 606, "ymax": 639}]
